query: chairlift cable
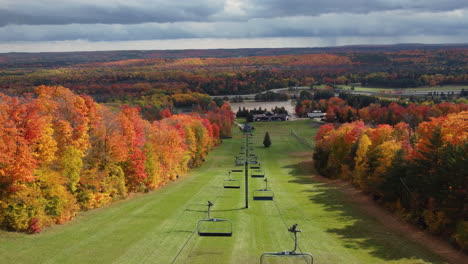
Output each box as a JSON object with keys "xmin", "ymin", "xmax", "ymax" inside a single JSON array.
[
  {"xmin": 169, "ymin": 227, "xmax": 197, "ymax": 264},
  {"xmin": 272, "ymin": 191, "xmax": 310, "ymax": 263},
  {"xmin": 169, "ymin": 170, "xmax": 227, "ymax": 263}
]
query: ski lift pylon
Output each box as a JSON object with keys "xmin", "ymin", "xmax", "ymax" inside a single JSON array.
[
  {"xmin": 260, "ymin": 224, "xmax": 313, "ymax": 263},
  {"xmin": 197, "ymin": 201, "xmax": 233, "ymax": 237}
]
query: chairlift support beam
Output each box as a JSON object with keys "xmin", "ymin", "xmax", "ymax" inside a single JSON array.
[{"xmin": 245, "ymin": 134, "xmax": 249, "ymax": 208}]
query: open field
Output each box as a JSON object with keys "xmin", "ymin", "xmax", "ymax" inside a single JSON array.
[
  {"xmin": 0, "ymin": 120, "xmax": 454, "ymax": 264},
  {"xmin": 337, "ymin": 85, "xmax": 467, "ymax": 93}
]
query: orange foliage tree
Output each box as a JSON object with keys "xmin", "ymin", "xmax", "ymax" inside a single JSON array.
[
  {"xmin": 0, "ymin": 86, "xmax": 229, "ymax": 233},
  {"xmin": 313, "ymin": 111, "xmax": 468, "ymax": 250}
]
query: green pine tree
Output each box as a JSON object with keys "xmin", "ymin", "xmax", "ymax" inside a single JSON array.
[{"xmin": 263, "ymin": 132, "xmax": 271, "ymax": 148}]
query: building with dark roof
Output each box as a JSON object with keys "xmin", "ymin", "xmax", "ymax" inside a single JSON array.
[{"xmin": 252, "ymin": 112, "xmax": 289, "ymax": 122}]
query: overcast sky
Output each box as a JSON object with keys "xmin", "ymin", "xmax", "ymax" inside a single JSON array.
[{"xmin": 0, "ymin": 0, "xmax": 467, "ymax": 52}]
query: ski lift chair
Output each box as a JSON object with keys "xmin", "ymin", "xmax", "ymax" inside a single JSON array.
[
  {"xmin": 251, "ymin": 169, "xmax": 265, "ymax": 178},
  {"xmin": 235, "ymin": 160, "xmax": 245, "ymax": 167},
  {"xmin": 231, "ymin": 168, "xmax": 244, "ymax": 173},
  {"xmin": 197, "ymin": 201, "xmax": 233, "ymax": 237},
  {"xmin": 223, "ymin": 170, "xmax": 240, "ymax": 189},
  {"xmin": 260, "ymin": 224, "xmax": 313, "ymax": 264},
  {"xmin": 248, "ymin": 157, "xmax": 258, "ymax": 165},
  {"xmin": 250, "ymin": 163, "xmax": 261, "ymax": 170},
  {"xmin": 253, "ymin": 178, "xmax": 274, "ymax": 200}
]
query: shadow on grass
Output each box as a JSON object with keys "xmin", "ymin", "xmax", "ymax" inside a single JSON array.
[{"xmin": 282, "ymin": 161, "xmax": 445, "ymax": 264}]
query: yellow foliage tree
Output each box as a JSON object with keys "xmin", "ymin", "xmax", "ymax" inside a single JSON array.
[
  {"xmin": 353, "ymin": 134, "xmax": 372, "ymax": 190},
  {"xmin": 370, "ymin": 139, "xmax": 401, "ymax": 193}
]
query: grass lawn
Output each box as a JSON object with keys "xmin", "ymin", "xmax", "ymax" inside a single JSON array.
[
  {"xmin": 337, "ymin": 85, "xmax": 467, "ymax": 93},
  {"xmin": 401, "ymin": 86, "xmax": 468, "ymax": 92},
  {"xmin": 0, "ymin": 120, "xmax": 449, "ymax": 263}
]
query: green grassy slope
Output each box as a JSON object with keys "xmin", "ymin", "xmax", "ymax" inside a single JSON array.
[{"xmin": 0, "ymin": 120, "xmax": 447, "ymax": 264}]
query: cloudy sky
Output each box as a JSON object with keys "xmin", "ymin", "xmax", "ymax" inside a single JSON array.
[{"xmin": 0, "ymin": 0, "xmax": 467, "ymax": 52}]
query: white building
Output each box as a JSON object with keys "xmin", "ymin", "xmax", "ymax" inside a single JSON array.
[{"xmin": 307, "ymin": 111, "xmax": 326, "ymax": 119}]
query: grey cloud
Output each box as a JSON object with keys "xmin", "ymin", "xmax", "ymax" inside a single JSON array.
[
  {"xmin": 244, "ymin": 0, "xmax": 468, "ymax": 18},
  {"xmin": 1, "ymin": 9, "xmax": 467, "ymax": 42},
  {"xmin": 1, "ymin": 0, "xmax": 467, "ymax": 27},
  {"xmin": 0, "ymin": 0, "xmax": 224, "ymax": 26}
]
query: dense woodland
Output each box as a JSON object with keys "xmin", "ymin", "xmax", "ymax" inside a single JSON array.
[
  {"xmin": 1, "ymin": 46, "xmax": 467, "ymax": 103},
  {"xmin": 0, "ymin": 86, "xmax": 233, "ymax": 233},
  {"xmin": 313, "ymin": 112, "xmax": 468, "ymax": 250},
  {"xmin": 305, "ymin": 90, "xmax": 468, "ymax": 250},
  {"xmin": 296, "ymin": 91, "xmax": 468, "ymax": 126}
]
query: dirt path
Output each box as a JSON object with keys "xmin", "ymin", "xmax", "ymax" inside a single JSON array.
[{"xmin": 302, "ymin": 159, "xmax": 467, "ymax": 264}]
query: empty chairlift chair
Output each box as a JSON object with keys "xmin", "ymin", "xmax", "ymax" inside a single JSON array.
[
  {"xmin": 223, "ymin": 170, "xmax": 240, "ymax": 189},
  {"xmin": 250, "ymin": 163, "xmax": 261, "ymax": 170},
  {"xmin": 248, "ymin": 156, "xmax": 259, "ymax": 165},
  {"xmin": 197, "ymin": 201, "xmax": 233, "ymax": 237},
  {"xmin": 260, "ymin": 224, "xmax": 314, "ymax": 264},
  {"xmin": 253, "ymin": 178, "xmax": 274, "ymax": 200},
  {"xmin": 235, "ymin": 156, "xmax": 246, "ymax": 166},
  {"xmin": 236, "ymin": 155, "xmax": 247, "ymax": 161},
  {"xmin": 235, "ymin": 160, "xmax": 245, "ymax": 167},
  {"xmin": 251, "ymin": 168, "xmax": 265, "ymax": 178},
  {"xmin": 231, "ymin": 167, "xmax": 244, "ymax": 173}
]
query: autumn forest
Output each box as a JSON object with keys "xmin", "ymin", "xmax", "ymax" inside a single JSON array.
[{"xmin": 0, "ymin": 45, "xmax": 467, "ymax": 260}]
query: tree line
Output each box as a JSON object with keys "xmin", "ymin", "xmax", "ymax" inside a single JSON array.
[
  {"xmin": 1, "ymin": 49, "xmax": 467, "ymax": 102},
  {"xmin": 296, "ymin": 92, "xmax": 468, "ymax": 128},
  {"xmin": 0, "ymin": 86, "xmax": 233, "ymax": 233},
  {"xmin": 313, "ymin": 112, "xmax": 468, "ymax": 251}
]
